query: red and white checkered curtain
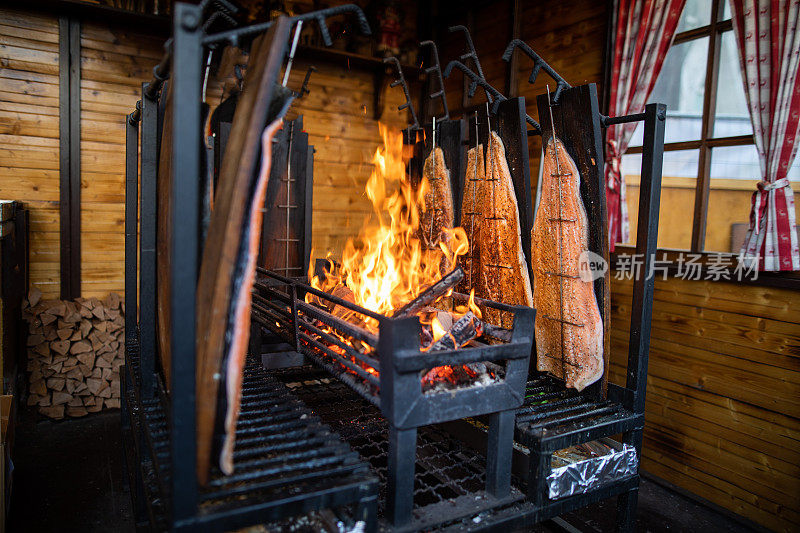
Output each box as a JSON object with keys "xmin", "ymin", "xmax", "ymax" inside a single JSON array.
[
  {"xmin": 732, "ymin": 0, "xmax": 800, "ymax": 271},
  {"xmin": 605, "ymin": 0, "xmax": 685, "ymax": 251}
]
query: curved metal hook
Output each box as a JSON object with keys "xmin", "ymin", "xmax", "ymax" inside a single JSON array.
[
  {"xmin": 443, "ymin": 60, "xmax": 540, "ymax": 133},
  {"xmin": 383, "ymin": 57, "xmax": 419, "ymax": 130},
  {"xmin": 502, "ymin": 39, "xmax": 570, "ymax": 103},
  {"xmin": 419, "ymin": 40, "xmax": 449, "ymax": 121}
]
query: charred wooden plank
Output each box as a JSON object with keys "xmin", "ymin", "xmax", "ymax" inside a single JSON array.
[
  {"xmin": 195, "ymin": 18, "xmax": 291, "ymax": 486},
  {"xmin": 393, "ymin": 266, "xmax": 464, "ymax": 318}
]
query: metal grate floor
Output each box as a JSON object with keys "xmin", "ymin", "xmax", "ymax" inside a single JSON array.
[
  {"xmin": 122, "ymin": 341, "xmax": 377, "ymax": 529},
  {"xmin": 270, "ymin": 366, "xmax": 520, "ymax": 520}
]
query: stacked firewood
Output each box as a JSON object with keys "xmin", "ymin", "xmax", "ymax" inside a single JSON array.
[{"xmin": 22, "ymin": 288, "xmax": 125, "ymax": 420}]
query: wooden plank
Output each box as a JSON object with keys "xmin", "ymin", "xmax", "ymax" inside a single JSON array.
[{"xmin": 195, "ymin": 19, "xmax": 290, "ymax": 485}]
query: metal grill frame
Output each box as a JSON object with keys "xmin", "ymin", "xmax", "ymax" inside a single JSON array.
[
  {"xmin": 121, "ymin": 4, "xmax": 382, "ymax": 531},
  {"xmin": 252, "ymin": 268, "xmax": 534, "ymax": 527}
]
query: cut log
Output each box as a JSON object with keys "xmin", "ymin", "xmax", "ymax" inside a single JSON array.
[
  {"xmin": 67, "ymin": 396, "xmax": 83, "ymax": 407},
  {"xmin": 32, "ymin": 343, "xmax": 50, "ymax": 357},
  {"xmin": 44, "ymin": 325, "xmax": 58, "ymax": 341},
  {"xmin": 95, "ymin": 357, "xmax": 112, "ymax": 369},
  {"xmin": 79, "ymin": 305, "xmax": 92, "ymax": 319},
  {"xmin": 79, "ymin": 364, "xmax": 92, "ymax": 378},
  {"xmin": 394, "ymin": 267, "xmax": 465, "ymax": 318},
  {"xmin": 57, "ymin": 328, "xmax": 72, "ymax": 341},
  {"xmin": 27, "ymin": 394, "xmax": 42, "ymax": 406},
  {"xmin": 91, "ymin": 368, "xmax": 102, "ymax": 378},
  {"xmin": 104, "ymin": 398, "xmax": 120, "ymax": 409},
  {"xmin": 91, "ymin": 306, "xmax": 105, "ymax": 320},
  {"xmin": 39, "ymin": 405, "xmax": 65, "ymax": 419},
  {"xmin": 106, "ymin": 292, "xmax": 120, "ymax": 310},
  {"xmin": 49, "ymin": 361, "xmax": 63, "ymax": 374},
  {"xmin": 66, "ymin": 407, "xmax": 88, "ymax": 417},
  {"xmin": 30, "ymin": 378, "xmax": 47, "ymax": 396},
  {"xmin": 52, "ymin": 391, "xmax": 72, "ymax": 406},
  {"xmin": 76, "ymin": 352, "xmax": 95, "ymax": 368},
  {"xmin": 86, "ymin": 378, "xmax": 104, "ymax": 396},
  {"xmin": 83, "ymin": 396, "xmax": 96, "ymax": 406},
  {"xmin": 65, "ymin": 379, "xmax": 78, "ymax": 394},
  {"xmin": 80, "ymin": 319, "xmax": 92, "ymax": 337},
  {"xmin": 65, "ymin": 367, "xmax": 82, "ymax": 380},
  {"xmin": 427, "ymin": 312, "xmax": 483, "ymax": 351},
  {"xmin": 86, "ymin": 402, "xmax": 103, "ymax": 413},
  {"xmin": 102, "ymin": 368, "xmax": 113, "ymax": 382},
  {"xmin": 29, "ymin": 287, "xmax": 42, "ymax": 307},
  {"xmin": 27, "ymin": 333, "xmax": 44, "ymax": 346},
  {"xmin": 97, "ymin": 384, "xmax": 112, "ymax": 399},
  {"xmin": 46, "ymin": 377, "xmax": 66, "ymax": 391},
  {"xmin": 40, "ymin": 313, "xmax": 57, "ymax": 326},
  {"xmin": 50, "ymin": 340, "xmax": 70, "ymax": 355},
  {"xmin": 38, "ymin": 393, "xmax": 51, "ymax": 407},
  {"xmin": 70, "ymin": 340, "xmax": 92, "ymax": 354}
]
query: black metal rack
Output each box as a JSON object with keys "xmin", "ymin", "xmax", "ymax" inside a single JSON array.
[
  {"xmin": 121, "ymin": 3, "xmax": 383, "ymax": 531},
  {"xmin": 252, "ymin": 267, "xmax": 535, "ymax": 529}
]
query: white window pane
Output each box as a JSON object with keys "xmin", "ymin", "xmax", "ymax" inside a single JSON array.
[
  {"xmin": 621, "ymin": 150, "xmax": 697, "ymax": 250},
  {"xmin": 713, "ymin": 32, "xmax": 752, "ymax": 137},
  {"xmin": 722, "ymin": 0, "xmax": 732, "ymax": 20},
  {"xmin": 707, "ymin": 145, "xmax": 759, "ymax": 252},
  {"xmin": 628, "ymin": 37, "xmax": 709, "ymax": 146},
  {"xmin": 677, "ymin": 0, "xmax": 713, "ymax": 32}
]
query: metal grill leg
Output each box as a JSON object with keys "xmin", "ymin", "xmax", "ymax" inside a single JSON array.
[
  {"xmin": 387, "ymin": 426, "xmax": 416, "ymax": 527},
  {"xmin": 616, "ymin": 487, "xmax": 638, "ymax": 533},
  {"xmin": 527, "ymin": 449, "xmax": 550, "ymax": 507},
  {"xmin": 486, "ymin": 409, "xmax": 515, "ymax": 498}
]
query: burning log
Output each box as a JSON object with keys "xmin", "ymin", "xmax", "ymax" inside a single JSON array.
[
  {"xmin": 427, "ymin": 311, "xmax": 482, "ymax": 351},
  {"xmin": 393, "ymin": 266, "xmax": 464, "ymax": 318}
]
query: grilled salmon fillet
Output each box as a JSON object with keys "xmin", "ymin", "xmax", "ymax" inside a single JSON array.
[
  {"xmin": 480, "ymin": 132, "xmax": 533, "ymax": 328},
  {"xmin": 532, "ymin": 136, "xmax": 603, "ymax": 391},
  {"xmin": 420, "ymin": 146, "xmax": 454, "ymax": 251},
  {"xmin": 460, "ymin": 144, "xmax": 486, "ymax": 296}
]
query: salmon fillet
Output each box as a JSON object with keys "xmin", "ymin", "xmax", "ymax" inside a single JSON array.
[
  {"xmin": 460, "ymin": 144, "xmax": 486, "ymax": 296},
  {"xmin": 218, "ymin": 119, "xmax": 284, "ymax": 474},
  {"xmin": 480, "ymin": 132, "xmax": 533, "ymax": 328},
  {"xmin": 420, "ymin": 146, "xmax": 454, "ymax": 250},
  {"xmin": 532, "ymin": 136, "xmax": 603, "ymax": 391}
]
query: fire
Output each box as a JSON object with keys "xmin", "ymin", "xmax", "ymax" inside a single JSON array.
[{"xmin": 308, "ymin": 125, "xmax": 472, "ymax": 334}]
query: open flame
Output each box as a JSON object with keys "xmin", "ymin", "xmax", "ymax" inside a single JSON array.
[{"xmin": 308, "ymin": 125, "xmax": 479, "ymax": 339}]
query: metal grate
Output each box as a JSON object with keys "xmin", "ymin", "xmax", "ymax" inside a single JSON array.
[
  {"xmin": 515, "ymin": 373, "xmax": 634, "ymax": 445},
  {"xmin": 271, "ymin": 366, "xmax": 508, "ymax": 515},
  {"xmin": 122, "ymin": 343, "xmax": 377, "ymax": 528}
]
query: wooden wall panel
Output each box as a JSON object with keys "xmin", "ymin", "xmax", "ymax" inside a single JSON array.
[
  {"xmin": 610, "ymin": 276, "xmax": 800, "ymax": 531},
  {"xmin": 78, "ymin": 22, "xmax": 163, "ymax": 298},
  {"xmin": 0, "ymin": 9, "xmax": 61, "ymax": 298},
  {"xmin": 282, "ymin": 58, "xmax": 411, "ymax": 258}
]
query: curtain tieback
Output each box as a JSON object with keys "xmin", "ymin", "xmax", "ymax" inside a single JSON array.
[{"xmin": 751, "ymin": 178, "xmax": 791, "ymax": 234}]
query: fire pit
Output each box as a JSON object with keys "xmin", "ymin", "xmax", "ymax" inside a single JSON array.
[{"xmin": 251, "ymin": 125, "xmax": 534, "ymax": 528}]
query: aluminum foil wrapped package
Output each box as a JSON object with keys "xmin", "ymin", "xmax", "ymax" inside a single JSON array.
[{"xmin": 547, "ymin": 438, "xmax": 638, "ymax": 499}]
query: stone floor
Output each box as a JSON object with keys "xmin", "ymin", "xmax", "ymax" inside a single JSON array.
[{"xmin": 5, "ymin": 407, "xmax": 758, "ymax": 532}]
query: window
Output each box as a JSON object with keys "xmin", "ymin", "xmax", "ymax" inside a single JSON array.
[{"xmin": 619, "ymin": 0, "xmax": 800, "ymax": 254}]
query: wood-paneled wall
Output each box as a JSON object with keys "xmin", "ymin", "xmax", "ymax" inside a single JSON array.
[
  {"xmin": 610, "ymin": 276, "xmax": 800, "ymax": 532},
  {"xmin": 79, "ymin": 23, "xmax": 164, "ymax": 298},
  {"xmin": 0, "ymin": 10, "xmax": 61, "ymax": 298},
  {"xmin": 284, "ymin": 59, "xmax": 410, "ymax": 256}
]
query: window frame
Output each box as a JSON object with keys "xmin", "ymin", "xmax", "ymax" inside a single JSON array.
[{"xmin": 609, "ymin": 0, "xmax": 800, "ymax": 289}]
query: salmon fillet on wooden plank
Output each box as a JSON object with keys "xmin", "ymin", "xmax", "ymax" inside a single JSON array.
[
  {"xmin": 460, "ymin": 144, "xmax": 486, "ymax": 296},
  {"xmin": 532, "ymin": 136, "xmax": 603, "ymax": 391},
  {"xmin": 195, "ymin": 20, "xmax": 291, "ymax": 485},
  {"xmin": 480, "ymin": 132, "xmax": 533, "ymax": 328},
  {"xmin": 420, "ymin": 146, "xmax": 454, "ymax": 250}
]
